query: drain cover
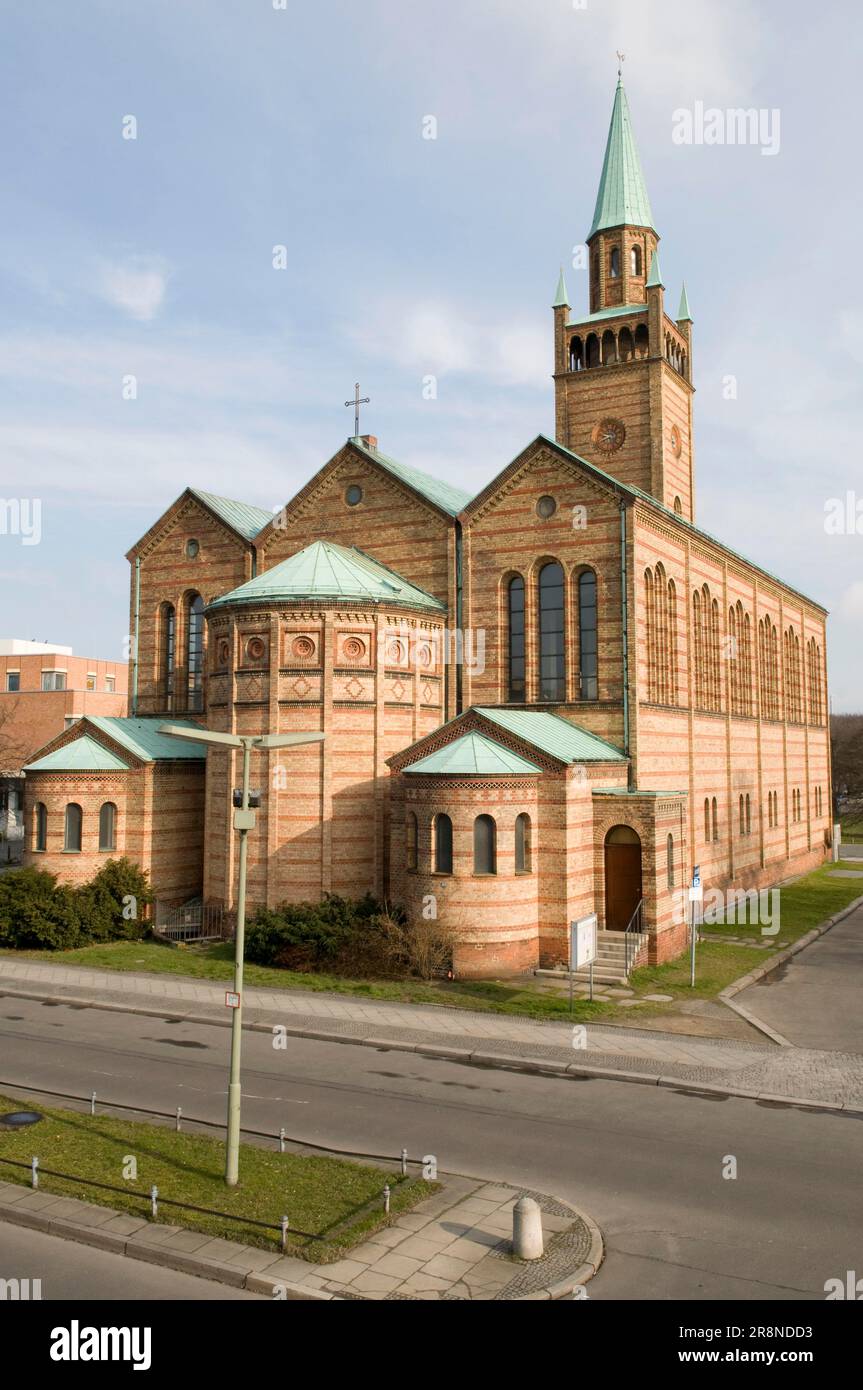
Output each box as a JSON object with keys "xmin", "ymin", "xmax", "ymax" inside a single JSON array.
[{"xmin": 0, "ymin": 1111, "xmax": 44, "ymax": 1127}]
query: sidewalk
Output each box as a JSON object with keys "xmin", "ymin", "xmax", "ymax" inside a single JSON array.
[
  {"xmin": 2, "ymin": 955, "xmax": 863, "ymax": 1110},
  {"xmin": 0, "ymin": 1173, "xmax": 601, "ymax": 1301}
]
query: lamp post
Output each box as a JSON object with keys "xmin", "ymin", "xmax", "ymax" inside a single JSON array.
[{"xmin": 159, "ymin": 724, "xmax": 325, "ymax": 1185}]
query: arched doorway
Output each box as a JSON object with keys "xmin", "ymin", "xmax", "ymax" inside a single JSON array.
[{"xmin": 604, "ymin": 825, "xmax": 642, "ymax": 930}]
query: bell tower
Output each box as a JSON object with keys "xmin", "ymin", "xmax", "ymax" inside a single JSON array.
[{"xmin": 553, "ymin": 76, "xmax": 696, "ymax": 522}]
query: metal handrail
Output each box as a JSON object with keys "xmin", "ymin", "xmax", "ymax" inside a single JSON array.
[{"xmin": 624, "ymin": 898, "xmax": 644, "ymax": 976}]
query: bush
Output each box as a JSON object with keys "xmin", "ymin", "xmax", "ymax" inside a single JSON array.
[
  {"xmin": 245, "ymin": 894, "xmax": 452, "ymax": 980},
  {"xmin": 0, "ymin": 858, "xmax": 153, "ymax": 951}
]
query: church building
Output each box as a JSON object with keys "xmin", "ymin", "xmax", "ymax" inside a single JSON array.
[{"xmin": 22, "ymin": 79, "xmax": 831, "ymax": 978}]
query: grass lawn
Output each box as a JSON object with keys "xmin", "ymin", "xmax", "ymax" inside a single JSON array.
[
  {"xmin": 1, "ymin": 864, "xmax": 861, "ymax": 1025},
  {"xmin": 0, "ymin": 1093, "xmax": 428, "ymax": 1260}
]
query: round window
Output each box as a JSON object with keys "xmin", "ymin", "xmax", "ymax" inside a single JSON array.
[
  {"xmin": 186, "ymin": 538, "xmax": 200, "ymax": 558},
  {"xmin": 345, "ymin": 484, "xmax": 363, "ymax": 506},
  {"xmin": 536, "ymin": 495, "xmax": 557, "ymax": 519},
  {"xmin": 246, "ymin": 636, "xmax": 266, "ymax": 663}
]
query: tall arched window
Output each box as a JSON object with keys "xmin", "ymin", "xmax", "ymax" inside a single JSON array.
[
  {"xmin": 712, "ymin": 797, "xmax": 718, "ymax": 842},
  {"xmin": 434, "ymin": 813, "xmax": 452, "ymax": 874},
  {"xmin": 99, "ymin": 802, "xmax": 117, "ymax": 852},
  {"xmin": 739, "ymin": 795, "xmax": 745, "ymax": 836},
  {"xmin": 704, "ymin": 798, "xmax": 711, "ymax": 843},
  {"xmin": 673, "ymin": 497, "xmax": 683, "ymax": 515},
  {"xmin": 64, "ymin": 803, "xmax": 82, "ymax": 852},
  {"xmin": 538, "ymin": 562, "xmax": 565, "ymax": 701},
  {"xmin": 406, "ymin": 812, "xmax": 418, "ymax": 871},
  {"xmin": 666, "ymin": 833, "xmax": 675, "ymax": 888},
  {"xmin": 515, "ymin": 813, "xmax": 531, "ymax": 873},
  {"xmin": 745, "ymin": 794, "xmax": 751, "ymax": 836},
  {"xmin": 186, "ymin": 593, "xmax": 205, "ymax": 712},
  {"xmin": 34, "ymin": 802, "xmax": 47, "ymax": 852},
  {"xmin": 631, "ymin": 245, "xmax": 642, "ymax": 276},
  {"xmin": 160, "ymin": 602, "xmax": 176, "ymax": 709},
  {"xmin": 610, "ymin": 246, "xmax": 620, "ymax": 278},
  {"xmin": 473, "ymin": 815, "xmax": 497, "ymax": 875},
  {"xmin": 508, "ymin": 576, "xmax": 525, "ymax": 701},
  {"xmin": 578, "ymin": 570, "xmax": 598, "ymax": 700}
]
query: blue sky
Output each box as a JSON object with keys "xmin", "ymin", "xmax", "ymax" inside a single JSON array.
[{"xmin": 1, "ymin": 0, "xmax": 861, "ymax": 709}]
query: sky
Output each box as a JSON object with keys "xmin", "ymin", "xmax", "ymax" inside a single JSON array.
[{"xmin": 0, "ymin": 0, "xmax": 861, "ymax": 709}]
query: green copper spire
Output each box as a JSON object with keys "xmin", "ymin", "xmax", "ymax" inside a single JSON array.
[
  {"xmin": 552, "ymin": 265, "xmax": 569, "ymax": 307},
  {"xmin": 589, "ymin": 79, "xmax": 655, "ymax": 239},
  {"xmin": 677, "ymin": 281, "xmax": 693, "ymax": 321},
  {"xmin": 646, "ymin": 251, "xmax": 664, "ymax": 289}
]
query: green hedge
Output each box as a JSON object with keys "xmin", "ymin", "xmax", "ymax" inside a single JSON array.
[
  {"xmin": 0, "ymin": 858, "xmax": 153, "ymax": 950},
  {"xmin": 245, "ymin": 894, "xmax": 401, "ymax": 975}
]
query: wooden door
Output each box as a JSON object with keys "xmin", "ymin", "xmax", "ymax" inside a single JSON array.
[{"xmin": 604, "ymin": 843, "xmax": 643, "ymax": 930}]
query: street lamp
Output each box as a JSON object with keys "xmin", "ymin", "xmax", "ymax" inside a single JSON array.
[{"xmin": 159, "ymin": 724, "xmax": 325, "ymax": 1185}]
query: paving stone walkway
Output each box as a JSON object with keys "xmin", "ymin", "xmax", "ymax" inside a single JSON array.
[{"xmin": 0, "ymin": 1174, "xmax": 598, "ymax": 1301}]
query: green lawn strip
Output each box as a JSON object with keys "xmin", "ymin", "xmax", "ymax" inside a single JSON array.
[
  {"xmin": 0, "ymin": 1095, "xmax": 427, "ymax": 1261},
  {"xmin": 1, "ymin": 865, "xmax": 860, "ymax": 1026}
]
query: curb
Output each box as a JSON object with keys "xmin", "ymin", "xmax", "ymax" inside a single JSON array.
[
  {"xmin": 719, "ymin": 892, "xmax": 863, "ymax": 1044},
  {"xmin": 0, "ymin": 1181, "xmax": 602, "ymax": 1302}
]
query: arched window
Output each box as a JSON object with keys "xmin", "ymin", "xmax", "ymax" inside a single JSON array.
[
  {"xmin": 434, "ymin": 813, "xmax": 452, "ymax": 874},
  {"xmin": 586, "ymin": 333, "xmax": 600, "ymax": 368},
  {"xmin": 619, "ymin": 326, "xmax": 633, "ymax": 362},
  {"xmin": 739, "ymin": 795, "xmax": 745, "ymax": 836},
  {"xmin": 538, "ymin": 561, "xmax": 565, "ymax": 701},
  {"xmin": 712, "ymin": 797, "xmax": 718, "ymax": 842},
  {"xmin": 610, "ymin": 246, "xmax": 620, "ymax": 278},
  {"xmin": 704, "ymin": 798, "xmax": 711, "ymax": 843},
  {"xmin": 186, "ymin": 593, "xmax": 204, "ymax": 713},
  {"xmin": 673, "ymin": 497, "xmax": 683, "ymax": 515},
  {"xmin": 666, "ymin": 833, "xmax": 674, "ymax": 888},
  {"xmin": 160, "ymin": 602, "xmax": 176, "ymax": 709},
  {"xmin": 578, "ymin": 570, "xmax": 598, "ymax": 700},
  {"xmin": 515, "ymin": 813, "xmax": 531, "ymax": 873},
  {"xmin": 99, "ymin": 802, "xmax": 117, "ymax": 852},
  {"xmin": 406, "ymin": 812, "xmax": 418, "ymax": 871},
  {"xmin": 631, "ymin": 245, "xmax": 642, "ymax": 276},
  {"xmin": 473, "ymin": 814, "xmax": 496, "ymax": 875},
  {"xmin": 34, "ymin": 802, "xmax": 47, "ymax": 852},
  {"xmin": 64, "ymin": 803, "xmax": 82, "ymax": 852},
  {"xmin": 634, "ymin": 323, "xmax": 649, "ymax": 358},
  {"xmin": 508, "ymin": 576, "xmax": 525, "ymax": 701},
  {"xmin": 569, "ymin": 335, "xmax": 584, "ymax": 371},
  {"xmin": 601, "ymin": 329, "xmax": 617, "ymax": 365},
  {"xmin": 745, "ymin": 794, "xmax": 751, "ymax": 836}
]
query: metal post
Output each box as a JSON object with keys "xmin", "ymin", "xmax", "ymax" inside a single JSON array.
[
  {"xmin": 225, "ymin": 738, "xmax": 252, "ymax": 1186},
  {"xmin": 400, "ymin": 1148, "xmax": 408, "ymax": 1176},
  {"xmin": 280, "ymin": 1215, "xmax": 289, "ymax": 1251},
  {"xmin": 150, "ymin": 1185, "xmax": 158, "ymax": 1218},
  {"xmin": 176, "ymin": 1106, "xmax": 182, "ymax": 1132},
  {"xmin": 383, "ymin": 1184, "xmax": 391, "ymax": 1214},
  {"xmin": 689, "ymin": 896, "xmax": 696, "ymax": 988},
  {"xmin": 90, "ymin": 1090, "xmax": 96, "ymax": 1116},
  {"xmin": 31, "ymin": 1155, "xmax": 38, "ymax": 1190},
  {"xmin": 589, "ymin": 960, "xmax": 594, "ymax": 1003},
  {"xmin": 279, "ymin": 1126, "xmax": 286, "ymax": 1154}
]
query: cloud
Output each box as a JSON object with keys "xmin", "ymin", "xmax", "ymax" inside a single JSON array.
[
  {"xmin": 96, "ymin": 258, "xmax": 170, "ymax": 321},
  {"xmin": 349, "ymin": 300, "xmax": 547, "ymax": 389},
  {"xmin": 840, "ymin": 582, "xmax": 863, "ymax": 621}
]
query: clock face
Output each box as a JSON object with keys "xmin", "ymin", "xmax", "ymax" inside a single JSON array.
[
  {"xmin": 592, "ymin": 417, "xmax": 626, "ymax": 454},
  {"xmin": 670, "ymin": 425, "xmax": 683, "ymax": 458}
]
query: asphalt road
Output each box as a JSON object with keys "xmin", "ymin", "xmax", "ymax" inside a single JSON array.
[
  {"xmin": 738, "ymin": 904, "xmax": 863, "ymax": 1050},
  {"xmin": 0, "ymin": 996, "xmax": 861, "ymax": 1301}
]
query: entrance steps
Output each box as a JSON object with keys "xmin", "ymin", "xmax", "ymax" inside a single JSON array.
[{"xmin": 536, "ymin": 929, "xmax": 648, "ymax": 985}]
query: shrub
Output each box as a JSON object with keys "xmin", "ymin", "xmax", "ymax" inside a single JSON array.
[
  {"xmin": 0, "ymin": 858, "xmax": 153, "ymax": 950},
  {"xmin": 244, "ymin": 894, "xmax": 451, "ymax": 980},
  {"xmin": 78, "ymin": 858, "xmax": 153, "ymax": 941}
]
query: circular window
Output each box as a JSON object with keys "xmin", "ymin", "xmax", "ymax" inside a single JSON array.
[
  {"xmin": 246, "ymin": 636, "xmax": 266, "ymax": 663},
  {"xmin": 186, "ymin": 538, "xmax": 200, "ymax": 559},
  {"xmin": 536, "ymin": 495, "xmax": 557, "ymax": 519},
  {"xmin": 345, "ymin": 484, "xmax": 363, "ymax": 506}
]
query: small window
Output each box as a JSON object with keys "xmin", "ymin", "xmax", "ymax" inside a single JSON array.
[
  {"xmin": 631, "ymin": 245, "xmax": 642, "ymax": 276},
  {"xmin": 185, "ymin": 538, "xmax": 200, "ymax": 559},
  {"xmin": 105, "ymin": 674, "xmax": 115, "ymax": 692},
  {"xmin": 345, "ymin": 484, "xmax": 363, "ymax": 506},
  {"xmin": 673, "ymin": 497, "xmax": 683, "ymax": 516},
  {"xmin": 6, "ymin": 671, "xmax": 20, "ymax": 692},
  {"xmin": 666, "ymin": 833, "xmax": 675, "ymax": 889},
  {"xmin": 406, "ymin": 812, "xmax": 418, "ymax": 871},
  {"xmin": 99, "ymin": 802, "xmax": 117, "ymax": 852},
  {"xmin": 610, "ymin": 246, "xmax": 620, "ymax": 278},
  {"xmin": 41, "ymin": 671, "xmax": 66, "ymax": 691},
  {"xmin": 473, "ymin": 814, "xmax": 497, "ymax": 875},
  {"xmin": 434, "ymin": 813, "xmax": 453, "ymax": 874},
  {"xmin": 86, "ymin": 673, "xmax": 97, "ymax": 691},
  {"xmin": 34, "ymin": 802, "xmax": 47, "ymax": 852},
  {"xmin": 515, "ymin": 813, "xmax": 531, "ymax": 873},
  {"xmin": 64, "ymin": 803, "xmax": 82, "ymax": 852},
  {"xmin": 536, "ymin": 495, "xmax": 557, "ymax": 519}
]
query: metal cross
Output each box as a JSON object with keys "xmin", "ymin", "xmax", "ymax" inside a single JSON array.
[
  {"xmin": 344, "ymin": 382, "xmax": 370, "ymax": 437},
  {"xmin": 616, "ymin": 50, "xmax": 626, "ymax": 76}
]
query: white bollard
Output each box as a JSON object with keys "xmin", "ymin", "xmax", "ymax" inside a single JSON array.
[{"xmin": 512, "ymin": 1196, "xmax": 544, "ymax": 1260}]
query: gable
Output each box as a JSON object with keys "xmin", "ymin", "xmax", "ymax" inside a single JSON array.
[{"xmin": 126, "ymin": 489, "xmax": 262, "ymax": 563}]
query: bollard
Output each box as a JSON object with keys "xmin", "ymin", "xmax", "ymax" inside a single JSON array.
[
  {"xmin": 31, "ymin": 1155, "xmax": 39, "ymax": 1190},
  {"xmin": 512, "ymin": 1196, "xmax": 543, "ymax": 1260},
  {"xmin": 279, "ymin": 1127, "xmax": 286, "ymax": 1154},
  {"xmin": 383, "ymin": 1184, "xmax": 391, "ymax": 1214},
  {"xmin": 280, "ymin": 1215, "xmax": 289, "ymax": 1251},
  {"xmin": 150, "ymin": 1184, "xmax": 158, "ymax": 1219},
  {"xmin": 400, "ymin": 1148, "xmax": 408, "ymax": 1176},
  {"xmin": 176, "ymin": 1106, "xmax": 182, "ymax": 1133},
  {"xmin": 90, "ymin": 1090, "xmax": 97, "ymax": 1116}
]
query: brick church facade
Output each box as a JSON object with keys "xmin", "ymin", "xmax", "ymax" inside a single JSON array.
[{"xmin": 22, "ymin": 79, "xmax": 831, "ymax": 977}]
